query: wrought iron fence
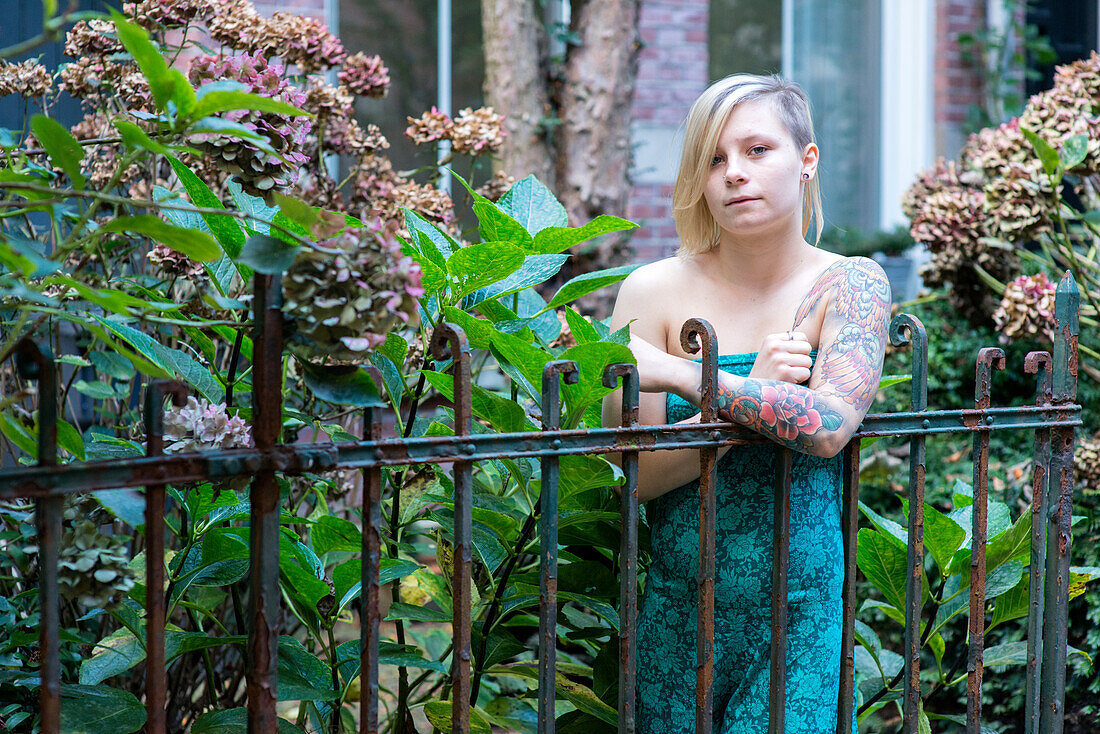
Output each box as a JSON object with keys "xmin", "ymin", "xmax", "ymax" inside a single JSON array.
[{"xmin": 0, "ymin": 271, "xmax": 1082, "ymax": 734}]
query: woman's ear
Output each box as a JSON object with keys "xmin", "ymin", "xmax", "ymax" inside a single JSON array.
[{"xmin": 801, "ymin": 143, "xmax": 819, "ymax": 179}]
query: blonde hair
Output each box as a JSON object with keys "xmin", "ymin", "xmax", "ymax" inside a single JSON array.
[{"xmin": 672, "ymin": 74, "xmax": 824, "ymax": 255}]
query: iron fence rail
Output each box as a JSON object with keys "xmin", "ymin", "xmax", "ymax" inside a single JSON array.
[{"xmin": 0, "ymin": 271, "xmax": 1081, "ymax": 734}]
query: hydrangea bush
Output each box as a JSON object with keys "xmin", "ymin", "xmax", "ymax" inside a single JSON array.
[
  {"xmin": 904, "ymin": 52, "xmax": 1100, "ymax": 374},
  {"xmin": 0, "ymin": 2, "xmax": 641, "ymax": 731}
]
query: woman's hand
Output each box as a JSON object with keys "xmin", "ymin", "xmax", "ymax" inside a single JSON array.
[
  {"xmin": 748, "ymin": 331, "xmax": 813, "ymax": 384},
  {"xmin": 627, "ymin": 335, "xmax": 697, "ymax": 395}
]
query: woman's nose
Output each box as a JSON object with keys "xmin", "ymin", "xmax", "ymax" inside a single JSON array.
[{"xmin": 723, "ymin": 161, "xmax": 747, "ymax": 185}]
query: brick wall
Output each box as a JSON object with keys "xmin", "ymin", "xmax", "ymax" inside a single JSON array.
[
  {"xmin": 626, "ymin": 0, "xmax": 710, "ymax": 263},
  {"xmin": 934, "ymin": 0, "xmax": 986, "ymax": 156}
]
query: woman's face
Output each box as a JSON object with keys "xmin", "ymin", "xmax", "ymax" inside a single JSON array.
[{"xmin": 702, "ymin": 98, "xmax": 817, "ymax": 242}]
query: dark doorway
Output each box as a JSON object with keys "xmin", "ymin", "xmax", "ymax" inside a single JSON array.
[{"xmin": 1027, "ymin": 0, "xmax": 1098, "ymax": 94}]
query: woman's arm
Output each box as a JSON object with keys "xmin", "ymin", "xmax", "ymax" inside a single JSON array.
[
  {"xmin": 634, "ymin": 258, "xmax": 891, "ymax": 459},
  {"xmin": 602, "ymin": 263, "xmax": 735, "ymax": 500}
]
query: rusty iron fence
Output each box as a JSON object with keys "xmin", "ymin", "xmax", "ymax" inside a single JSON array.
[{"xmin": 0, "ymin": 271, "xmax": 1082, "ymax": 734}]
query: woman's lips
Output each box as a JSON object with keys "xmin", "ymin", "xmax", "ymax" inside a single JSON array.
[{"xmin": 727, "ymin": 197, "xmax": 759, "ymax": 205}]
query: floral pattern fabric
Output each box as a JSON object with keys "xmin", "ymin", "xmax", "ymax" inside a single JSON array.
[{"xmin": 636, "ymin": 353, "xmax": 853, "ymax": 733}]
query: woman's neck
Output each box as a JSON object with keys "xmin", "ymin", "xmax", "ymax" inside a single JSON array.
[{"xmin": 708, "ymin": 221, "xmax": 813, "ymax": 290}]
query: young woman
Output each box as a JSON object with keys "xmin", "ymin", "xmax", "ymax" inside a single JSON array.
[{"xmin": 604, "ymin": 74, "xmax": 890, "ymax": 732}]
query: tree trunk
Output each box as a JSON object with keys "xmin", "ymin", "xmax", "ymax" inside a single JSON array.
[
  {"xmin": 557, "ymin": 0, "xmax": 641, "ymax": 228},
  {"xmin": 481, "ymin": 0, "xmax": 555, "ymax": 188}
]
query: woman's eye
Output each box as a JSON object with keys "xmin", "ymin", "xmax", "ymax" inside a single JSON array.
[
  {"xmin": 711, "ymin": 155, "xmax": 723, "ymax": 166},
  {"xmin": 749, "ymin": 145, "xmax": 767, "ymax": 155}
]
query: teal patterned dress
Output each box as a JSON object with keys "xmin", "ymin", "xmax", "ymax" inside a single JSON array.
[{"xmin": 636, "ymin": 352, "xmax": 849, "ymax": 733}]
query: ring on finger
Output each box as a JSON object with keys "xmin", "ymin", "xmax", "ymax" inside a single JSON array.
[{"xmin": 786, "ymin": 330, "xmax": 793, "ymax": 341}]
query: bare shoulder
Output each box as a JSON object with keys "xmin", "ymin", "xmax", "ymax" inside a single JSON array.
[
  {"xmin": 795, "ymin": 256, "xmax": 891, "ymax": 323},
  {"xmin": 611, "ymin": 257, "xmax": 691, "ymax": 324}
]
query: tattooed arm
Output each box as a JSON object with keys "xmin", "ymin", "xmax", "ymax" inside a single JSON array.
[{"xmin": 645, "ymin": 257, "xmax": 891, "ymax": 458}]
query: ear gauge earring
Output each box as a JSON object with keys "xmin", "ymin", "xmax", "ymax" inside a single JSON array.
[{"xmin": 802, "ymin": 173, "xmax": 811, "ymax": 180}]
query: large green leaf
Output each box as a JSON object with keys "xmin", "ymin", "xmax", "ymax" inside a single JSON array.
[
  {"xmin": 277, "ymin": 636, "xmax": 339, "ymax": 701},
  {"xmin": 191, "ymin": 708, "xmax": 305, "ymax": 734},
  {"xmin": 472, "ymin": 195, "xmax": 534, "ymax": 247},
  {"xmin": 446, "ymin": 242, "xmax": 526, "ymax": 297},
  {"xmin": 312, "ymin": 515, "xmax": 361, "ymax": 555},
  {"xmin": 465, "ymin": 253, "xmax": 569, "ymax": 305},
  {"xmin": 422, "ymin": 370, "xmax": 530, "ymax": 434},
  {"xmin": 59, "ymin": 684, "xmax": 145, "ymax": 734},
  {"xmin": 487, "ymin": 663, "xmax": 618, "ymax": 727},
  {"xmin": 1021, "ymin": 127, "xmax": 1060, "ymax": 177},
  {"xmin": 113, "ymin": 118, "xmax": 168, "ymax": 155},
  {"xmin": 541, "ymin": 263, "xmax": 641, "ymax": 314},
  {"xmin": 424, "ymin": 701, "xmax": 493, "ymax": 734},
  {"xmin": 300, "ymin": 362, "xmax": 385, "ymax": 407},
  {"xmin": 558, "ymin": 342, "xmax": 635, "ymax": 428},
  {"xmin": 441, "ymin": 307, "xmax": 496, "ymax": 350},
  {"xmin": 1061, "ymin": 133, "xmax": 1089, "ymax": 170},
  {"xmin": 856, "ymin": 528, "xmax": 909, "ymax": 612},
  {"xmin": 988, "ymin": 574, "xmax": 1029, "ymax": 631},
  {"xmin": 404, "ymin": 209, "xmax": 457, "ymax": 260},
  {"xmin": 531, "ymin": 215, "xmax": 638, "ymax": 254},
  {"xmin": 111, "ymin": 13, "xmax": 175, "ymax": 112},
  {"xmin": 497, "ymin": 175, "xmax": 569, "ymax": 236},
  {"xmin": 239, "ymin": 233, "xmax": 299, "ymax": 274},
  {"xmin": 164, "ymin": 154, "xmax": 246, "ymax": 257},
  {"xmin": 101, "ymin": 215, "xmax": 220, "ymax": 262},
  {"xmin": 228, "ymin": 178, "xmax": 278, "ymax": 233},
  {"xmin": 190, "ymin": 90, "xmax": 309, "ymax": 120},
  {"xmin": 91, "ymin": 316, "xmax": 223, "ymax": 402},
  {"xmin": 30, "ymin": 115, "xmax": 84, "ymax": 189},
  {"xmin": 490, "ymin": 329, "xmax": 552, "ymax": 401},
  {"xmin": 923, "ymin": 502, "xmax": 966, "ymax": 575}
]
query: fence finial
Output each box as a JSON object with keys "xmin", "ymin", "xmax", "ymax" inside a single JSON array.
[
  {"xmin": 889, "ymin": 313, "xmax": 928, "ymax": 411},
  {"xmin": 680, "ymin": 318, "xmax": 718, "ymax": 421}
]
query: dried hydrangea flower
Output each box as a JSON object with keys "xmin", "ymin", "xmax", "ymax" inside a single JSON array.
[
  {"xmin": 339, "ymin": 53, "xmax": 390, "ymax": 98},
  {"xmin": 283, "ymin": 227, "xmax": 424, "ymax": 363},
  {"xmin": 476, "ymin": 171, "xmax": 515, "ymax": 202},
  {"xmin": 0, "ymin": 59, "xmax": 53, "ymax": 98},
  {"xmin": 187, "ymin": 52, "xmax": 311, "ymax": 202},
  {"xmin": 123, "ymin": 0, "xmax": 214, "ymax": 29},
  {"xmin": 449, "ymin": 106, "xmax": 506, "ymax": 155},
  {"xmin": 405, "ymin": 107, "xmax": 453, "ymax": 145},
  {"xmin": 1075, "ymin": 434, "xmax": 1100, "ymax": 496},
  {"xmin": 149, "ymin": 243, "xmax": 207, "ymax": 281},
  {"xmin": 1019, "ymin": 84, "xmax": 1100, "ymax": 175},
  {"xmin": 60, "ymin": 57, "xmax": 151, "ymax": 111},
  {"xmin": 1053, "ymin": 50, "xmax": 1100, "ymax": 104},
  {"xmin": 208, "ymin": 0, "xmax": 346, "ymax": 73},
  {"xmin": 164, "ymin": 396, "xmax": 252, "ymax": 453},
  {"xmin": 63, "ymin": 19, "xmax": 124, "ymax": 58},
  {"xmin": 992, "ymin": 272, "xmax": 1057, "ymax": 344},
  {"xmin": 71, "ymin": 111, "xmax": 144, "ymax": 190}
]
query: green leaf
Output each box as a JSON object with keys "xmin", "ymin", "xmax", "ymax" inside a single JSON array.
[
  {"xmin": 498, "ymin": 175, "xmax": 569, "ymax": 236},
  {"xmin": 404, "ymin": 209, "xmax": 456, "ymax": 260},
  {"xmin": 858, "ymin": 501, "xmax": 908, "ymax": 550},
  {"xmin": 369, "ymin": 351, "xmax": 406, "ymax": 407},
  {"xmin": 465, "ymin": 253, "xmax": 570, "ymax": 305},
  {"xmin": 91, "ymin": 316, "xmax": 223, "ymax": 403},
  {"xmin": 101, "ymin": 215, "xmax": 220, "ymax": 262},
  {"xmin": 191, "ymin": 708, "xmax": 305, "ymax": 734},
  {"xmin": 385, "ymin": 601, "xmax": 452, "ymax": 623},
  {"xmin": 90, "ymin": 350, "xmax": 136, "ymax": 380},
  {"xmin": 923, "ymin": 502, "xmax": 966, "ymax": 575},
  {"xmin": 239, "ymin": 234, "xmax": 299, "ymax": 274},
  {"xmin": 94, "ymin": 489, "xmax": 145, "ymax": 528},
  {"xmin": 490, "ymin": 329, "xmax": 552, "ymax": 401},
  {"xmin": 473, "ymin": 196, "xmax": 534, "ymax": 247},
  {"xmin": 59, "ymin": 684, "xmax": 145, "ymax": 733},
  {"xmin": 113, "ymin": 118, "xmax": 169, "ymax": 155},
  {"xmin": 1060, "ymin": 134, "xmax": 1089, "ymax": 170},
  {"xmin": 442, "ymin": 307, "xmax": 496, "ymax": 350},
  {"xmin": 422, "ymin": 371, "xmax": 530, "ymax": 434},
  {"xmin": 878, "ymin": 374, "xmax": 912, "ymax": 390},
  {"xmin": 424, "ymin": 701, "xmax": 493, "ymax": 734},
  {"xmin": 484, "ymin": 697, "xmax": 538, "ymax": 734},
  {"xmin": 111, "ymin": 13, "xmax": 173, "ymax": 112},
  {"xmin": 856, "ymin": 527, "xmax": 909, "ymax": 612},
  {"xmin": 73, "ymin": 380, "xmax": 117, "ymax": 400},
  {"xmin": 531, "ymin": 215, "xmax": 638, "ymax": 254},
  {"xmin": 541, "ymin": 264, "xmax": 641, "ymax": 314},
  {"xmin": 1022, "ymin": 126, "xmax": 1060, "ymax": 176},
  {"xmin": 164, "ymin": 154, "xmax": 246, "ymax": 258},
  {"xmin": 311, "ymin": 515, "xmax": 361, "ymax": 556},
  {"xmin": 30, "ymin": 115, "xmax": 85, "ymax": 189},
  {"xmin": 191, "ymin": 91, "xmax": 309, "ymax": 120},
  {"xmin": 300, "ymin": 362, "xmax": 385, "ymax": 407},
  {"xmin": 988, "ymin": 574, "xmax": 1029, "ymax": 631},
  {"xmin": 228, "ymin": 178, "xmax": 278, "ymax": 234},
  {"xmin": 563, "ymin": 307, "xmax": 601, "ymax": 346},
  {"xmin": 79, "ymin": 629, "xmax": 143, "ymax": 686},
  {"xmin": 559, "ymin": 342, "xmax": 635, "ymax": 428},
  {"xmin": 446, "ymin": 242, "xmax": 526, "ymax": 298}
]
